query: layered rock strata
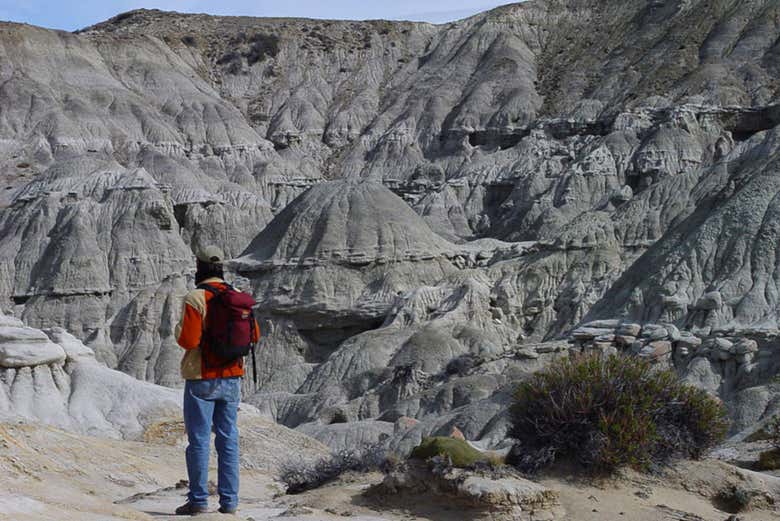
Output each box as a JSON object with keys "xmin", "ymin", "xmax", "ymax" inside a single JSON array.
[
  {"xmin": 0, "ymin": 0, "xmax": 779, "ymax": 454},
  {"xmin": 0, "ymin": 309, "xmax": 179, "ymax": 439}
]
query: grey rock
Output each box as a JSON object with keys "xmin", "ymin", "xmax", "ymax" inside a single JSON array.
[
  {"xmin": 0, "ymin": 319, "xmax": 66, "ymax": 367},
  {"xmin": 516, "ymin": 348, "xmax": 540, "ymax": 360},
  {"xmin": 0, "ymin": 0, "xmax": 779, "ymax": 449},
  {"xmin": 0, "ymin": 310, "xmax": 180, "ymax": 439},
  {"xmin": 696, "ymin": 291, "xmax": 724, "ymax": 311},
  {"xmin": 582, "ymin": 319, "xmax": 621, "ymax": 329},
  {"xmin": 639, "ymin": 340, "xmax": 672, "ymax": 361},
  {"xmin": 616, "ymin": 323, "xmax": 642, "ymax": 337},
  {"xmin": 683, "ymin": 357, "xmax": 722, "ymax": 395},
  {"xmin": 713, "ymin": 338, "xmax": 734, "ymax": 351},
  {"xmin": 629, "ymin": 340, "xmax": 646, "ymax": 356},
  {"xmin": 676, "ymin": 334, "xmax": 703, "ymax": 350},
  {"xmin": 641, "ymin": 324, "xmax": 669, "ymax": 341},
  {"xmin": 588, "ymin": 342, "xmax": 619, "ymax": 357},
  {"xmin": 572, "ymin": 327, "xmax": 615, "ymax": 340},
  {"xmin": 732, "ymin": 338, "xmax": 758, "ymax": 355},
  {"xmin": 664, "ymin": 323, "xmax": 681, "ymax": 342},
  {"xmin": 378, "ymin": 461, "xmax": 560, "ymax": 519},
  {"xmin": 297, "ymin": 420, "xmax": 394, "ymax": 453},
  {"xmin": 614, "ymin": 335, "xmax": 636, "ymax": 347}
]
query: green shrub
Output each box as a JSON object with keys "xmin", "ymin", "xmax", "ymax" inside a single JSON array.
[
  {"xmin": 112, "ymin": 11, "xmax": 136, "ymax": 24},
  {"xmin": 508, "ymin": 353, "xmax": 729, "ymax": 474},
  {"xmin": 216, "ymin": 51, "xmax": 240, "ymax": 66},
  {"xmin": 410, "ymin": 437, "xmax": 494, "ymax": 468},
  {"xmin": 767, "ymin": 415, "xmax": 780, "ymax": 450},
  {"xmin": 756, "ymin": 448, "xmax": 780, "ymax": 471},
  {"xmin": 245, "ymin": 33, "xmax": 280, "ymax": 65},
  {"xmin": 279, "ymin": 444, "xmax": 387, "ymax": 494}
]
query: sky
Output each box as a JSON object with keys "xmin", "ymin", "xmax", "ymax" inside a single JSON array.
[{"xmin": 0, "ymin": 1, "xmax": 512, "ymax": 32}]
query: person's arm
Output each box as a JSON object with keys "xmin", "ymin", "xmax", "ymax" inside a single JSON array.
[{"xmin": 176, "ymin": 292, "xmax": 205, "ymax": 350}]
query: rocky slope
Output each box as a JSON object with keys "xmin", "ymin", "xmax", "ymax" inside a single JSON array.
[
  {"xmin": 1, "ymin": 0, "xmax": 780, "ymax": 456},
  {"xmin": 1, "ymin": 317, "xmax": 778, "ymax": 520}
]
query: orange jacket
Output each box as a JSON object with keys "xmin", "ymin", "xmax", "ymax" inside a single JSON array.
[{"xmin": 175, "ymin": 277, "xmax": 260, "ymax": 380}]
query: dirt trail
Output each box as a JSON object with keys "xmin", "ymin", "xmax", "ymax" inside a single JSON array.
[{"xmin": 2, "ymin": 421, "xmax": 779, "ymax": 521}]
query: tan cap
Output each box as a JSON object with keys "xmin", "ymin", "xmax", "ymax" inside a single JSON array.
[{"xmin": 196, "ymin": 245, "xmax": 225, "ymax": 264}]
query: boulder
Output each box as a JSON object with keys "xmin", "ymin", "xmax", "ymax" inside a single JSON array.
[
  {"xmin": 0, "ymin": 326, "xmax": 66, "ymax": 368},
  {"xmin": 616, "ymin": 323, "xmax": 642, "ymax": 337},
  {"xmin": 696, "ymin": 291, "xmax": 723, "ymax": 310},
  {"xmin": 731, "ymin": 338, "xmax": 758, "ymax": 355},
  {"xmin": 377, "ymin": 460, "xmax": 560, "ymax": 520},
  {"xmin": 663, "ymin": 323, "xmax": 681, "ymax": 342},
  {"xmin": 641, "ymin": 324, "xmax": 669, "ymax": 341},
  {"xmin": 676, "ymin": 334, "xmax": 702, "ymax": 349},
  {"xmin": 639, "ymin": 340, "xmax": 672, "ymax": 360},
  {"xmin": 516, "ymin": 348, "xmax": 540, "ymax": 359},
  {"xmin": 712, "ymin": 337, "xmax": 734, "ymax": 350},
  {"xmin": 710, "ymin": 337, "xmax": 735, "ymax": 360},
  {"xmin": 0, "ymin": 314, "xmax": 180, "ymax": 440},
  {"xmin": 44, "ymin": 327, "xmax": 95, "ymax": 362},
  {"xmin": 572, "ymin": 327, "xmax": 615, "ymax": 340},
  {"xmin": 581, "ymin": 319, "xmax": 621, "ymax": 329},
  {"xmin": 395, "ymin": 416, "xmax": 421, "ymax": 434}
]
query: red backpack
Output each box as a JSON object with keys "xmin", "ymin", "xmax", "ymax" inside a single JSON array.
[{"xmin": 199, "ymin": 282, "xmax": 259, "ymax": 383}]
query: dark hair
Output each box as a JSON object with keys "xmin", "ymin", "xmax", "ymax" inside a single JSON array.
[{"xmin": 195, "ymin": 259, "xmax": 224, "ymax": 284}]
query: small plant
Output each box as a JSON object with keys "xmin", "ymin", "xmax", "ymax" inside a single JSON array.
[
  {"xmin": 752, "ymin": 415, "xmax": 780, "ymax": 471},
  {"xmin": 181, "ymin": 35, "xmax": 197, "ymax": 47},
  {"xmin": 410, "ymin": 436, "xmax": 499, "ymax": 468},
  {"xmin": 714, "ymin": 485, "xmax": 756, "ymax": 513},
  {"xmin": 279, "ymin": 444, "xmax": 387, "ymax": 494},
  {"xmin": 245, "ymin": 33, "xmax": 280, "ymax": 65},
  {"xmin": 112, "ymin": 11, "xmax": 136, "ymax": 24},
  {"xmin": 508, "ymin": 353, "xmax": 729, "ymax": 474},
  {"xmin": 216, "ymin": 51, "xmax": 240, "ymax": 66},
  {"xmin": 445, "ymin": 353, "xmax": 480, "ymax": 376},
  {"xmin": 766, "ymin": 415, "xmax": 780, "ymax": 450},
  {"xmin": 756, "ymin": 448, "xmax": 780, "ymax": 471}
]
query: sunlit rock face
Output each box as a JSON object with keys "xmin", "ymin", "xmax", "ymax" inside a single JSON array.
[
  {"xmin": 1, "ymin": 0, "xmax": 779, "ymax": 450},
  {"xmin": 0, "ymin": 309, "xmax": 180, "ymax": 439}
]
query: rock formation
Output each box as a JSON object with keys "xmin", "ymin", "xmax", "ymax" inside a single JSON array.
[
  {"xmin": 376, "ymin": 460, "xmax": 562, "ymax": 521},
  {"xmin": 0, "ymin": 0, "xmax": 779, "ymax": 455},
  {"xmin": 0, "ymin": 308, "xmax": 181, "ymax": 439}
]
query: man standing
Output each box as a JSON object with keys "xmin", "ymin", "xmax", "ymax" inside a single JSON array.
[{"xmin": 174, "ymin": 246, "xmax": 259, "ymax": 515}]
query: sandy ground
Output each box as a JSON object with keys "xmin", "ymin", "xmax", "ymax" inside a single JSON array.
[
  {"xmin": 0, "ymin": 421, "xmax": 396, "ymax": 521},
  {"xmin": 1, "ymin": 421, "xmax": 779, "ymax": 521},
  {"xmin": 536, "ymin": 464, "xmax": 780, "ymax": 521}
]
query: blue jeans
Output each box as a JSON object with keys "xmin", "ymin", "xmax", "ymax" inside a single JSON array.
[{"xmin": 183, "ymin": 378, "xmax": 241, "ymax": 510}]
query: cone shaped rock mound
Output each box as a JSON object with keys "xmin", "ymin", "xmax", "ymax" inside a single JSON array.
[{"xmin": 236, "ymin": 181, "xmax": 455, "ymax": 267}]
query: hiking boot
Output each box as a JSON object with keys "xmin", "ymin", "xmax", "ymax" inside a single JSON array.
[
  {"xmin": 175, "ymin": 502, "xmax": 208, "ymax": 515},
  {"xmin": 218, "ymin": 505, "xmax": 237, "ymax": 514}
]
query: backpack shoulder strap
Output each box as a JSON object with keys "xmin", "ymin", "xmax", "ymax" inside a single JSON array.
[
  {"xmin": 197, "ymin": 282, "xmax": 230, "ymax": 296},
  {"xmin": 197, "ymin": 283, "xmax": 217, "ymax": 294}
]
